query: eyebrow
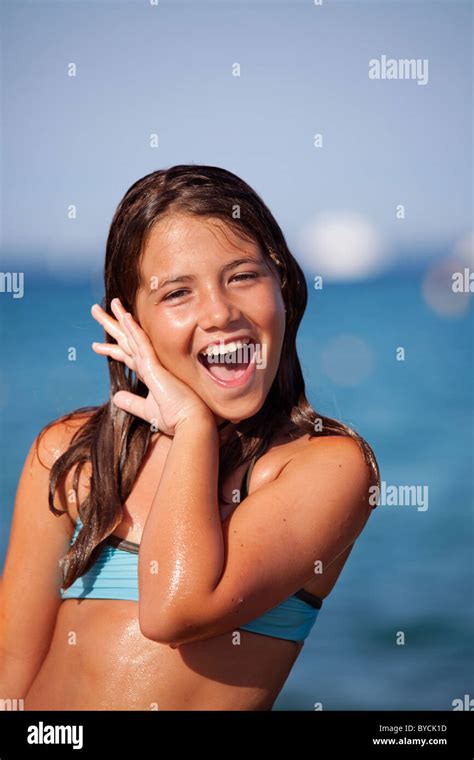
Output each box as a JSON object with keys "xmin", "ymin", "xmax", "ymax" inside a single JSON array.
[{"xmin": 147, "ymin": 256, "xmax": 263, "ymax": 294}]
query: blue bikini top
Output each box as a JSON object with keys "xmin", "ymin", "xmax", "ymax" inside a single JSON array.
[{"xmin": 60, "ymin": 455, "xmax": 323, "ymax": 643}]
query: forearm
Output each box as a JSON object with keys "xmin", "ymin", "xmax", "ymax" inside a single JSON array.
[
  {"xmin": 0, "ymin": 655, "xmax": 41, "ymax": 703},
  {"xmin": 138, "ymin": 415, "xmax": 223, "ymax": 638}
]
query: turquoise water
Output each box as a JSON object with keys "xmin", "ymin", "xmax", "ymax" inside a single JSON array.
[{"xmin": 1, "ymin": 272, "xmax": 472, "ymax": 710}]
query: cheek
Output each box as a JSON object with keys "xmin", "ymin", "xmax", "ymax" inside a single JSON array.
[
  {"xmin": 257, "ymin": 303, "xmax": 286, "ymax": 378},
  {"xmin": 148, "ymin": 327, "xmax": 200, "ymax": 384},
  {"xmin": 138, "ymin": 318, "xmax": 182, "ymax": 368},
  {"xmin": 264, "ymin": 296, "xmax": 286, "ymax": 345},
  {"xmin": 135, "ymin": 300, "xmax": 187, "ymax": 372},
  {"xmin": 252, "ymin": 284, "xmax": 284, "ymax": 324}
]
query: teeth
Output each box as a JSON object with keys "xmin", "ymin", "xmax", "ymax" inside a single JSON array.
[{"xmin": 200, "ymin": 338, "xmax": 252, "ymax": 358}]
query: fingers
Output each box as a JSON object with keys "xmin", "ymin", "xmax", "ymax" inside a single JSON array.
[
  {"xmin": 91, "ymin": 342, "xmax": 136, "ymax": 373},
  {"xmin": 91, "ymin": 303, "xmax": 125, "ymax": 350},
  {"xmin": 110, "ymin": 298, "xmax": 139, "ymax": 354},
  {"xmin": 120, "ymin": 305, "xmax": 164, "ymax": 370},
  {"xmin": 91, "ymin": 303, "xmax": 122, "ymax": 343},
  {"xmin": 91, "ymin": 302, "xmax": 133, "ymax": 359},
  {"xmin": 91, "ymin": 297, "xmax": 161, "ymax": 380},
  {"xmin": 112, "ymin": 390, "xmax": 149, "ymax": 421}
]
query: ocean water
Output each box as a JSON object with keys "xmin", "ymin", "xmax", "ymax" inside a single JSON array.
[{"xmin": 0, "ymin": 271, "xmax": 472, "ymax": 710}]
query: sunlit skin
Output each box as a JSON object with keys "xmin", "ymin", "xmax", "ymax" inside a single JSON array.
[
  {"xmin": 133, "ymin": 214, "xmax": 286, "ymax": 426},
  {"xmin": 4, "ymin": 214, "xmax": 369, "ymax": 712}
]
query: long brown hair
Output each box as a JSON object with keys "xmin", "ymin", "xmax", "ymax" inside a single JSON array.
[{"xmin": 37, "ymin": 164, "xmax": 380, "ymax": 590}]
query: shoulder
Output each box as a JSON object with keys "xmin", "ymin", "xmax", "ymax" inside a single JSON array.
[
  {"xmin": 35, "ymin": 410, "xmax": 95, "ymax": 470},
  {"xmin": 33, "ymin": 410, "xmax": 96, "ymax": 525},
  {"xmin": 290, "ymin": 434, "xmax": 372, "ymax": 514},
  {"xmin": 234, "ymin": 430, "xmax": 373, "ymax": 547},
  {"xmin": 249, "ymin": 428, "xmax": 370, "ymax": 503},
  {"xmin": 186, "ymin": 432, "xmax": 373, "ymax": 643},
  {"xmin": 240, "ymin": 431, "xmax": 373, "ymax": 555},
  {"xmin": 304, "ymin": 433, "xmax": 371, "ymax": 479}
]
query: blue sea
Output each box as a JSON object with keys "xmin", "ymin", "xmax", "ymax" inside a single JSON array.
[{"xmin": 1, "ymin": 271, "xmax": 472, "ymax": 710}]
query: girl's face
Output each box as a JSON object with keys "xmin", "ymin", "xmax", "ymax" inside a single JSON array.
[{"xmin": 134, "ymin": 214, "xmax": 286, "ymax": 425}]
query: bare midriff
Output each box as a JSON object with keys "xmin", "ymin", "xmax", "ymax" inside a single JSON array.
[
  {"xmin": 24, "ymin": 422, "xmax": 352, "ymax": 711},
  {"xmin": 24, "ymin": 597, "xmax": 304, "ymax": 711}
]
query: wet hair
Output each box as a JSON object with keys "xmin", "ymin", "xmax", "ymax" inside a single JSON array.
[{"xmin": 37, "ymin": 164, "xmax": 380, "ymax": 589}]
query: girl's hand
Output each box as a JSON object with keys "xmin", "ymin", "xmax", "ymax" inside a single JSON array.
[{"xmin": 91, "ymin": 298, "xmax": 213, "ymax": 436}]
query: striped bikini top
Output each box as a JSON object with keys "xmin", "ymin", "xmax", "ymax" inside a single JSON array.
[{"xmin": 60, "ymin": 455, "xmax": 323, "ymax": 643}]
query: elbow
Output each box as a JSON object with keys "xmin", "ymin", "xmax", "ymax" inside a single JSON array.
[
  {"xmin": 138, "ymin": 603, "xmax": 195, "ymax": 646},
  {"xmin": 138, "ymin": 610, "xmax": 177, "ymax": 645}
]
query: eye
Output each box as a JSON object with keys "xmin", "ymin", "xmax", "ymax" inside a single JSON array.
[
  {"xmin": 163, "ymin": 288, "xmax": 189, "ymax": 301},
  {"xmin": 232, "ymin": 272, "xmax": 258, "ymax": 282},
  {"xmin": 162, "ymin": 273, "xmax": 258, "ymax": 302}
]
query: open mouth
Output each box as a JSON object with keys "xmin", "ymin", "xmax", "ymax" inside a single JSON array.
[{"xmin": 197, "ymin": 340, "xmax": 257, "ymax": 387}]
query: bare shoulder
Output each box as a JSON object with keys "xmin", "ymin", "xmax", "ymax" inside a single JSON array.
[
  {"xmin": 302, "ymin": 433, "xmax": 372, "ymax": 511},
  {"xmin": 0, "ymin": 411, "xmax": 96, "ymax": 685},
  {"xmin": 304, "ymin": 433, "xmax": 371, "ymax": 479},
  {"xmin": 181, "ymin": 429, "xmax": 374, "ymax": 642},
  {"xmin": 35, "ymin": 410, "xmax": 95, "ymax": 469},
  {"xmin": 248, "ymin": 424, "xmax": 371, "ymax": 507},
  {"xmin": 34, "ymin": 410, "xmax": 96, "ymax": 525}
]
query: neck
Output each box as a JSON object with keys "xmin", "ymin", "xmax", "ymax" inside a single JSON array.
[{"xmin": 217, "ymin": 418, "xmax": 237, "ymax": 445}]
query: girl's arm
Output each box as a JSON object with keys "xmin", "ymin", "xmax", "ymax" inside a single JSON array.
[
  {"xmin": 0, "ymin": 421, "xmax": 76, "ymax": 701},
  {"xmin": 137, "ymin": 413, "xmax": 221, "ymax": 642},
  {"xmin": 90, "ymin": 300, "xmax": 373, "ymax": 648},
  {"xmin": 138, "ymin": 421, "xmax": 372, "ymax": 646}
]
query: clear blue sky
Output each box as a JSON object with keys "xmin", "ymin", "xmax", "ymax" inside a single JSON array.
[{"xmin": 1, "ymin": 0, "xmax": 472, "ymax": 279}]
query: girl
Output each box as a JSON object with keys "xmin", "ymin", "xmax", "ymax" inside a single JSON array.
[{"xmin": 1, "ymin": 165, "xmax": 379, "ymax": 711}]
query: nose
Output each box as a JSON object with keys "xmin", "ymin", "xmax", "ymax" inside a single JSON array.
[{"xmin": 197, "ymin": 287, "xmax": 242, "ymax": 330}]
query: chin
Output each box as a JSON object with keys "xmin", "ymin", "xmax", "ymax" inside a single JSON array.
[{"xmin": 213, "ymin": 395, "xmax": 266, "ymax": 426}]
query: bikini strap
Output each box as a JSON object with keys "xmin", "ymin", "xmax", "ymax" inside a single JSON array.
[
  {"xmin": 107, "ymin": 534, "xmax": 140, "ymax": 554},
  {"xmin": 294, "ymin": 588, "xmax": 323, "ymax": 609},
  {"xmin": 108, "ymin": 454, "xmax": 258, "ymax": 552},
  {"xmin": 239, "ymin": 454, "xmax": 258, "ymax": 502}
]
